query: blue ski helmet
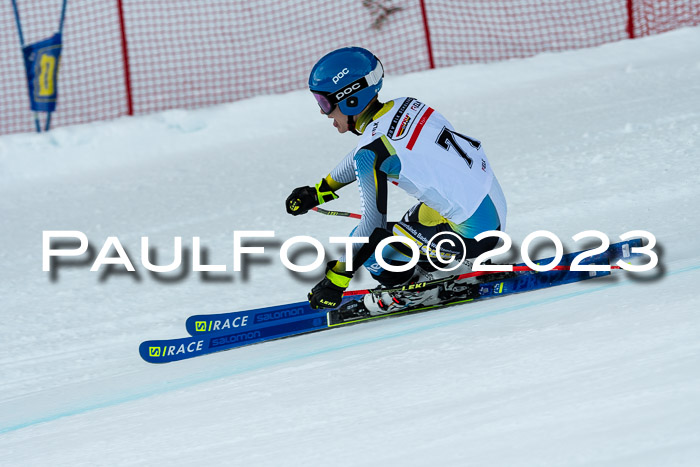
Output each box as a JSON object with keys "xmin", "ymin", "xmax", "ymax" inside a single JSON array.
[{"xmin": 309, "ymin": 47, "xmax": 384, "ymax": 116}]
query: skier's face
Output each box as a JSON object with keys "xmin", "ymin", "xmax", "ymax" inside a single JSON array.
[{"xmin": 323, "ymin": 105, "xmax": 353, "ymax": 134}]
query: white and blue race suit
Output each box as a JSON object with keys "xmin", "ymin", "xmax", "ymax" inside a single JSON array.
[{"xmin": 325, "ymin": 97, "xmax": 507, "ymax": 284}]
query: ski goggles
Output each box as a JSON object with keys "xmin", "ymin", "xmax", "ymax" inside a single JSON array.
[
  {"xmin": 311, "ymin": 60, "xmax": 384, "ymax": 115},
  {"xmin": 312, "ymin": 92, "xmax": 336, "ymax": 115}
]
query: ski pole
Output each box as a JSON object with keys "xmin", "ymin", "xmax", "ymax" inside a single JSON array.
[
  {"xmin": 311, "ymin": 181, "xmax": 399, "ymax": 219},
  {"xmin": 311, "ymin": 207, "xmax": 362, "ymax": 219},
  {"xmin": 342, "ymin": 265, "xmax": 623, "ymax": 296}
]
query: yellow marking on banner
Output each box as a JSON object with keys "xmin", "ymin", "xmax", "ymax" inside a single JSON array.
[{"xmin": 38, "ymin": 54, "xmax": 56, "ymax": 96}]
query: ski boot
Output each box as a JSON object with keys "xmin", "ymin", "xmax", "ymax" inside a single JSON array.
[
  {"xmin": 333, "ymin": 299, "xmax": 371, "ymax": 322},
  {"xmin": 362, "ymin": 285, "xmax": 445, "ymax": 316}
]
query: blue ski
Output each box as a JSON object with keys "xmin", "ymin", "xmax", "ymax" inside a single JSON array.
[
  {"xmin": 184, "ymin": 298, "xmax": 352, "ymax": 338},
  {"xmin": 139, "ymin": 239, "xmax": 643, "ymax": 363},
  {"xmin": 139, "ymin": 314, "xmax": 328, "ymax": 363}
]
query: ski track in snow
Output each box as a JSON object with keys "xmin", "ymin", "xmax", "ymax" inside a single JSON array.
[{"xmin": 1, "ymin": 27, "xmax": 699, "ymax": 466}]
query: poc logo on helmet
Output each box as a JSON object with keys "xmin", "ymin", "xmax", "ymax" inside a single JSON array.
[
  {"xmin": 332, "ymin": 68, "xmax": 349, "ymax": 84},
  {"xmin": 335, "ymin": 82, "xmax": 361, "ymax": 100}
]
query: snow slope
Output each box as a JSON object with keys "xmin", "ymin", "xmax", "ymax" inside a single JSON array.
[{"xmin": 1, "ymin": 27, "xmax": 699, "ymax": 466}]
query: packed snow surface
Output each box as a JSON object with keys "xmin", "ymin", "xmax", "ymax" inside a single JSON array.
[{"xmin": 1, "ymin": 27, "xmax": 699, "ymax": 466}]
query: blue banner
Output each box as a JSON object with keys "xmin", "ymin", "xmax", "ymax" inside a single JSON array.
[{"xmin": 22, "ymin": 33, "xmax": 62, "ymax": 112}]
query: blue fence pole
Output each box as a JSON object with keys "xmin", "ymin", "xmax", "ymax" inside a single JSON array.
[
  {"xmin": 45, "ymin": 0, "xmax": 68, "ymax": 131},
  {"xmin": 11, "ymin": 0, "xmax": 42, "ymax": 133},
  {"xmin": 59, "ymin": 0, "xmax": 67, "ymax": 32}
]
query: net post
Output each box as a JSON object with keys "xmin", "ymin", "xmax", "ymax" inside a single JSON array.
[
  {"xmin": 116, "ymin": 0, "xmax": 134, "ymax": 116},
  {"xmin": 418, "ymin": 0, "xmax": 435, "ymax": 69},
  {"xmin": 626, "ymin": 0, "xmax": 636, "ymax": 39}
]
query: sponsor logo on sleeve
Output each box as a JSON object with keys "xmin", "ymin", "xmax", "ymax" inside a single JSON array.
[
  {"xmin": 389, "ymin": 98, "xmax": 425, "ymax": 141},
  {"xmin": 395, "ymin": 114, "xmax": 412, "ymax": 138}
]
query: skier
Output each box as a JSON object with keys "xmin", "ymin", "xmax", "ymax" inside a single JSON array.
[{"xmin": 286, "ymin": 47, "xmax": 507, "ymax": 313}]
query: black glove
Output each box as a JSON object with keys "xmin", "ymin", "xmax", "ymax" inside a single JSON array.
[
  {"xmin": 286, "ymin": 186, "xmax": 317, "ymax": 215},
  {"xmin": 286, "ymin": 179, "xmax": 338, "ymax": 216},
  {"xmin": 308, "ymin": 261, "xmax": 353, "ymax": 309}
]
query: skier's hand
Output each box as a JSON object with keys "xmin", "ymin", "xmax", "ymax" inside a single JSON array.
[
  {"xmin": 286, "ymin": 186, "xmax": 317, "ymax": 215},
  {"xmin": 285, "ymin": 180, "xmax": 338, "ymax": 216},
  {"xmin": 308, "ymin": 261, "xmax": 352, "ymax": 309}
]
